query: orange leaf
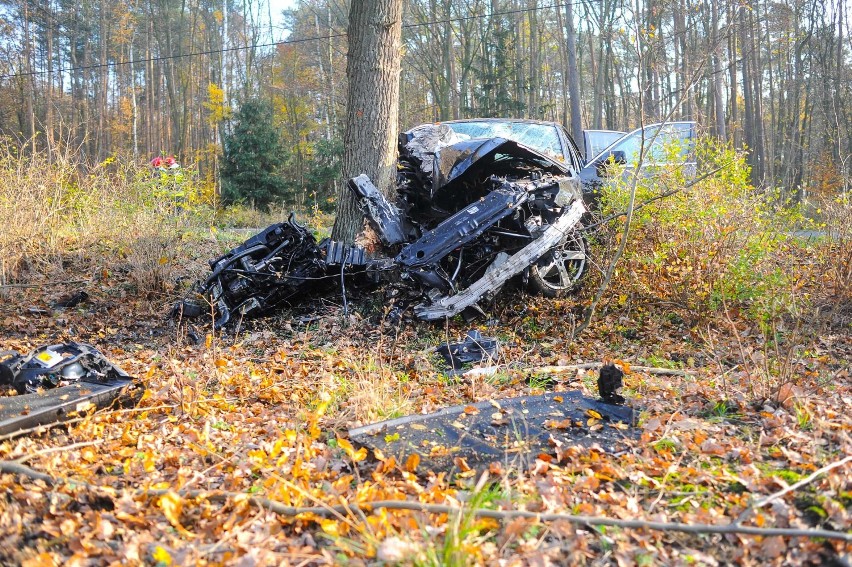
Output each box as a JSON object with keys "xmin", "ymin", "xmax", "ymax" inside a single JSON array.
[
  {"xmin": 320, "ymin": 518, "xmax": 340, "ymax": 537},
  {"xmin": 142, "ymin": 450, "xmax": 156, "ymax": 473},
  {"xmin": 454, "ymin": 456, "xmax": 472, "ymax": 472},
  {"xmin": 81, "ymin": 447, "xmax": 97, "ymax": 463},
  {"xmin": 405, "ymin": 453, "xmax": 420, "ymax": 472},
  {"xmin": 157, "ymin": 491, "xmax": 193, "ymax": 537},
  {"xmin": 22, "ymin": 552, "xmax": 58, "ymax": 567},
  {"xmin": 337, "ymin": 437, "xmax": 367, "ymax": 462}
]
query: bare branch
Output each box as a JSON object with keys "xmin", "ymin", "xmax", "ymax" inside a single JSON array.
[
  {"xmin": 2, "ymin": 461, "xmax": 849, "ymax": 542},
  {"xmin": 463, "ymin": 363, "xmax": 697, "ymax": 379},
  {"xmin": 736, "ymin": 455, "xmax": 852, "ymax": 525}
]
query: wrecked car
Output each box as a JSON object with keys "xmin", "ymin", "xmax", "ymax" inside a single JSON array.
[
  {"xmin": 582, "ymin": 129, "xmax": 626, "ymax": 161},
  {"xmin": 177, "ymin": 120, "xmax": 590, "ymax": 328}
]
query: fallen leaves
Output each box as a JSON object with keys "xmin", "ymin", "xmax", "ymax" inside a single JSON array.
[
  {"xmin": 337, "ymin": 436, "xmax": 368, "ymax": 462},
  {"xmin": 157, "ymin": 490, "xmax": 193, "ymax": 537},
  {"xmin": 0, "ymin": 253, "xmax": 850, "ymax": 566}
]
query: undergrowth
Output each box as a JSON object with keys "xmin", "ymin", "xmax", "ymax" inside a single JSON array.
[
  {"xmin": 600, "ymin": 138, "xmax": 806, "ymax": 327},
  {"xmin": 595, "ymin": 137, "xmax": 847, "ymax": 402},
  {"xmin": 810, "ymin": 192, "xmax": 852, "ymax": 322},
  {"xmin": 0, "ymin": 141, "xmax": 331, "ymax": 293},
  {"xmin": 0, "ymin": 142, "xmax": 212, "ymax": 290}
]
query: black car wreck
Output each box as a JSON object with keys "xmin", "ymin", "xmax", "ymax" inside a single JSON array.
[{"xmin": 177, "ymin": 120, "xmax": 590, "ymax": 328}]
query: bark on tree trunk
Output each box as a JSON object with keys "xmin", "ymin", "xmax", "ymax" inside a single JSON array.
[
  {"xmin": 555, "ymin": 6, "xmax": 569, "ymax": 128},
  {"xmin": 711, "ymin": 0, "xmax": 725, "ymax": 139},
  {"xmin": 565, "ymin": 0, "xmax": 583, "ymax": 144},
  {"xmin": 331, "ymin": 0, "xmax": 403, "ymax": 244}
]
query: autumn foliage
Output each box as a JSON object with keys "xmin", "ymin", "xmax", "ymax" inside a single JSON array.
[{"xmin": 0, "ymin": 142, "xmax": 850, "ymax": 565}]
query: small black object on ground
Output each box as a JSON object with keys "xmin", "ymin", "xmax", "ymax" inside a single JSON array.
[
  {"xmin": 436, "ymin": 330, "xmax": 499, "ymax": 370},
  {"xmin": 598, "ymin": 363, "xmax": 625, "ymax": 404},
  {"xmin": 349, "ymin": 391, "xmax": 635, "ymax": 474},
  {"xmin": 52, "ymin": 290, "xmax": 89, "ymax": 309}
]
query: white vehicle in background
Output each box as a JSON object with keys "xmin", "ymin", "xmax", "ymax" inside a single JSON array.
[{"xmin": 580, "ymin": 121, "xmax": 698, "ymax": 204}]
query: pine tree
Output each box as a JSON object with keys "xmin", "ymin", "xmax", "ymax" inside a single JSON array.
[{"xmin": 221, "ymin": 99, "xmax": 288, "ymax": 210}]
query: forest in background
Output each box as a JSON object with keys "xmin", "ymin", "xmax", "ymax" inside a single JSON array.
[
  {"xmin": 1, "ymin": 2, "xmax": 851, "ymax": 564},
  {"xmin": 0, "ymin": 0, "xmax": 849, "ymax": 209}
]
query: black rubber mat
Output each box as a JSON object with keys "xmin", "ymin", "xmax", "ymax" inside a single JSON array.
[{"xmin": 350, "ymin": 390, "xmax": 636, "ymax": 474}]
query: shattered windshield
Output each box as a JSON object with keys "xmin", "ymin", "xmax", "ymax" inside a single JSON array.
[{"xmin": 444, "ymin": 121, "xmax": 564, "ymax": 161}]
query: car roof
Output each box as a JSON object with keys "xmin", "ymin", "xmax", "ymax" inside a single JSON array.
[{"xmin": 419, "ymin": 118, "xmax": 565, "ymax": 128}]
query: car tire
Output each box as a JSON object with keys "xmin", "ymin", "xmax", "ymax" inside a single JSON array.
[{"xmin": 528, "ymin": 230, "xmax": 588, "ymax": 298}]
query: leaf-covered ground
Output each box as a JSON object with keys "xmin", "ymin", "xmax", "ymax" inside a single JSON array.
[{"xmin": 0, "ymin": 247, "xmax": 849, "ymax": 566}]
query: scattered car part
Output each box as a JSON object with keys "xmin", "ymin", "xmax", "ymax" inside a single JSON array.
[
  {"xmin": 174, "ymin": 216, "xmax": 332, "ymax": 328},
  {"xmin": 598, "ymin": 363, "xmax": 625, "ymax": 405},
  {"xmin": 436, "ymin": 330, "xmax": 499, "ymax": 369},
  {"xmin": 348, "ymin": 175, "xmax": 408, "ymax": 246},
  {"xmin": 0, "ymin": 343, "xmax": 135, "ymax": 436},
  {"xmin": 0, "ymin": 343, "xmax": 131, "ymax": 395},
  {"xmin": 349, "ymin": 391, "xmax": 635, "ymax": 473}
]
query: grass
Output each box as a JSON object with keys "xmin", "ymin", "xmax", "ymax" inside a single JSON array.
[
  {"xmin": 0, "ymin": 142, "xmax": 332, "ymax": 292},
  {"xmin": 336, "ymin": 355, "xmax": 414, "ymax": 423}
]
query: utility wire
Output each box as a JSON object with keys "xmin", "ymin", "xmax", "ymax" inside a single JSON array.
[{"xmin": 0, "ymin": 0, "xmax": 603, "ymax": 81}]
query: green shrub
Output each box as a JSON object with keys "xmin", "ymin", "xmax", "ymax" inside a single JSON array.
[{"xmin": 599, "ymin": 137, "xmax": 804, "ymax": 324}]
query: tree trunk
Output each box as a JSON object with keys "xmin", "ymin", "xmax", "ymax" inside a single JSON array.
[
  {"xmin": 555, "ymin": 5, "xmax": 569, "ymax": 128},
  {"xmin": 330, "ymin": 0, "xmax": 403, "ymax": 244},
  {"xmin": 728, "ymin": 0, "xmax": 738, "ymax": 147},
  {"xmin": 750, "ymin": 4, "xmax": 766, "ymax": 186},
  {"xmin": 565, "ymin": 0, "xmax": 582, "ymax": 143},
  {"xmin": 740, "ymin": 5, "xmax": 757, "ymax": 186},
  {"xmin": 23, "ymin": 0, "xmax": 36, "ymax": 153},
  {"xmin": 45, "ymin": 0, "xmax": 55, "ymax": 155},
  {"xmin": 711, "ymin": 0, "xmax": 725, "ymax": 139}
]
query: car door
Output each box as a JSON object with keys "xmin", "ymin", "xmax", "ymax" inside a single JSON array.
[{"xmin": 580, "ymin": 121, "xmax": 696, "ymax": 204}]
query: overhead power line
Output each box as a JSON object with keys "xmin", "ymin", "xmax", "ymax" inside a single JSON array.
[{"xmin": 0, "ymin": 0, "xmax": 604, "ymax": 81}]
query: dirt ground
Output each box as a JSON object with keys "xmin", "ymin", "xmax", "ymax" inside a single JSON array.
[{"xmin": 0, "ymin": 250, "xmax": 849, "ymax": 566}]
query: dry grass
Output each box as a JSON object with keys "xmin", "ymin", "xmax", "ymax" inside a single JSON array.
[
  {"xmin": 0, "ymin": 142, "xmax": 210, "ymax": 291},
  {"xmin": 814, "ymin": 193, "xmax": 852, "ymax": 311}
]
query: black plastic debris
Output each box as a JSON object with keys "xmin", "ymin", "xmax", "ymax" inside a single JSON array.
[
  {"xmin": 0, "ymin": 343, "xmax": 129, "ymax": 395},
  {"xmin": 436, "ymin": 330, "xmax": 499, "ymax": 369},
  {"xmin": 0, "ymin": 379, "xmax": 134, "ymax": 436},
  {"xmin": 349, "ymin": 391, "xmax": 635, "ymax": 474},
  {"xmin": 598, "ymin": 363, "xmax": 625, "ymax": 405},
  {"xmin": 52, "ymin": 290, "xmax": 89, "ymax": 309},
  {"xmin": 174, "ymin": 216, "xmax": 328, "ymax": 329},
  {"xmin": 0, "ymin": 343, "xmax": 135, "ymax": 435}
]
